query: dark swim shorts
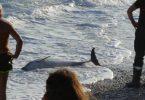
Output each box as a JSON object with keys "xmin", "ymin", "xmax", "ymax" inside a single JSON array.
[{"xmin": 0, "ymin": 53, "xmax": 13, "ymax": 73}]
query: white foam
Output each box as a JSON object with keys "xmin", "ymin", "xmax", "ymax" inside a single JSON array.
[
  {"xmin": 3, "ymin": 0, "xmax": 134, "ymax": 99},
  {"xmin": 6, "ymin": 16, "xmax": 26, "ymax": 27},
  {"xmin": 77, "ymin": 67, "xmax": 113, "ymax": 84},
  {"xmin": 107, "ymin": 39, "xmax": 121, "ymax": 48},
  {"xmin": 0, "ymin": 3, "xmax": 2, "ymax": 10},
  {"xmin": 31, "ymin": 4, "xmax": 77, "ymax": 18},
  {"xmin": 91, "ymin": 0, "xmax": 131, "ymax": 6}
]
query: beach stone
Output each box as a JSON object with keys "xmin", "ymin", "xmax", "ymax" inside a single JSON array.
[{"xmin": 92, "ymin": 67, "xmax": 145, "ymax": 100}]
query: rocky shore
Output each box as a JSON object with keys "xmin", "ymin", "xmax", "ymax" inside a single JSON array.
[{"xmin": 92, "ymin": 61, "xmax": 145, "ymax": 100}]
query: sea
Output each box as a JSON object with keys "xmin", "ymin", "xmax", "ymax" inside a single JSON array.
[{"xmin": 0, "ymin": 0, "xmax": 138, "ymax": 99}]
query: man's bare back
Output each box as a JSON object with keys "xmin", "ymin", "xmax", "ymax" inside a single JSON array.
[
  {"xmin": 0, "ymin": 18, "xmax": 23, "ymax": 58},
  {"xmin": 0, "ymin": 19, "xmax": 11, "ymax": 53}
]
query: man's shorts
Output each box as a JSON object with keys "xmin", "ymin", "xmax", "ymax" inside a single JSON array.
[{"xmin": 0, "ymin": 53, "xmax": 13, "ymax": 74}]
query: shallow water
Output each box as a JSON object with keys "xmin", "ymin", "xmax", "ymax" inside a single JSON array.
[{"xmin": 0, "ymin": 0, "xmax": 137, "ymax": 99}]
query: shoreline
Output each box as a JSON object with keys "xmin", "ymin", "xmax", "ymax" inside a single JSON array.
[{"xmin": 92, "ymin": 65, "xmax": 145, "ymax": 100}]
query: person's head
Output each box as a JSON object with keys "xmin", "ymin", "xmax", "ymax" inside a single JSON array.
[
  {"xmin": 0, "ymin": 4, "xmax": 3, "ymax": 18},
  {"xmin": 44, "ymin": 68, "xmax": 89, "ymax": 100}
]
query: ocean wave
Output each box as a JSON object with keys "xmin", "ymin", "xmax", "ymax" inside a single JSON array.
[
  {"xmin": 31, "ymin": 5, "xmax": 68, "ymax": 18},
  {"xmin": 61, "ymin": 0, "xmax": 131, "ymax": 6},
  {"xmin": 1, "ymin": 0, "xmax": 133, "ymax": 20}
]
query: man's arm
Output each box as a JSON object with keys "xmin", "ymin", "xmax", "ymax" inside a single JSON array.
[
  {"xmin": 9, "ymin": 25, "xmax": 23, "ymax": 59},
  {"xmin": 127, "ymin": 4, "xmax": 139, "ymax": 29}
]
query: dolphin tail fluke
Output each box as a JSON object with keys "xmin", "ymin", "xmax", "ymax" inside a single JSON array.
[{"xmin": 91, "ymin": 48, "xmax": 101, "ymax": 66}]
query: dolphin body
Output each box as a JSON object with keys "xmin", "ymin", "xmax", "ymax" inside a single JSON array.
[{"xmin": 22, "ymin": 48, "xmax": 100, "ymax": 71}]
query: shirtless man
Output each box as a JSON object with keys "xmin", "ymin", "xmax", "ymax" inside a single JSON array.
[
  {"xmin": 126, "ymin": 0, "xmax": 145, "ymax": 88},
  {"xmin": 0, "ymin": 4, "xmax": 23, "ymax": 99}
]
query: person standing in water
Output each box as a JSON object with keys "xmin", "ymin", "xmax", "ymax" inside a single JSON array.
[
  {"xmin": 126, "ymin": 0, "xmax": 145, "ymax": 88},
  {"xmin": 0, "ymin": 4, "xmax": 23, "ymax": 99}
]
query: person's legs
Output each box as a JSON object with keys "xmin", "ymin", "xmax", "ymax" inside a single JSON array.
[
  {"xmin": 126, "ymin": 32, "xmax": 145, "ymax": 88},
  {"xmin": 0, "ymin": 72, "xmax": 9, "ymax": 100},
  {"xmin": 126, "ymin": 54, "xmax": 143, "ymax": 88},
  {"xmin": 0, "ymin": 53, "xmax": 12, "ymax": 99},
  {"xmin": 132, "ymin": 54, "xmax": 143, "ymax": 85}
]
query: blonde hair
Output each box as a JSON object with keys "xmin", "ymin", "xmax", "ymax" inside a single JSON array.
[{"xmin": 45, "ymin": 68, "xmax": 89, "ymax": 100}]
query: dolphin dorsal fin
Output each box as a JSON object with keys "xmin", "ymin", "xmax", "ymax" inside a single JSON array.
[
  {"xmin": 41, "ymin": 56, "xmax": 51, "ymax": 61},
  {"xmin": 91, "ymin": 48, "xmax": 101, "ymax": 66}
]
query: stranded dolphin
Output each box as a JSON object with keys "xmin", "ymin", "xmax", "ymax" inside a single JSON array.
[{"xmin": 22, "ymin": 48, "xmax": 100, "ymax": 71}]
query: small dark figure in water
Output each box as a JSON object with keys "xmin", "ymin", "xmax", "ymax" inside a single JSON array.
[
  {"xmin": 126, "ymin": 0, "xmax": 145, "ymax": 88},
  {"xmin": 0, "ymin": 4, "xmax": 23, "ymax": 100},
  {"xmin": 42, "ymin": 68, "xmax": 97, "ymax": 100},
  {"xmin": 91, "ymin": 48, "xmax": 101, "ymax": 66}
]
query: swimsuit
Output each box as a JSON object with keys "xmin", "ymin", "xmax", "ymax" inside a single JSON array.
[{"xmin": 0, "ymin": 53, "xmax": 13, "ymax": 74}]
